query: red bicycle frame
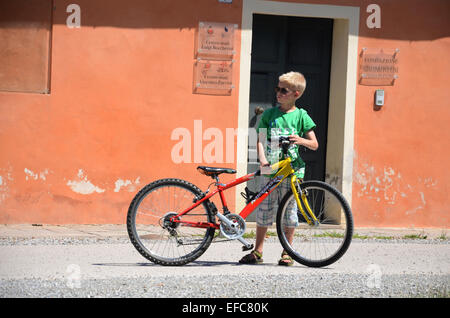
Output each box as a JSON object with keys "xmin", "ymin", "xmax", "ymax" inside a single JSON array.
[{"xmin": 171, "ymin": 171, "xmax": 284, "ymax": 229}]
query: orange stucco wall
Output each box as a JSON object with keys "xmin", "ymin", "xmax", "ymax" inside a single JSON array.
[
  {"xmin": 0, "ymin": 0, "xmax": 242, "ymax": 224},
  {"xmin": 352, "ymin": 0, "xmax": 450, "ymax": 227},
  {"xmin": 0, "ymin": 0, "xmax": 449, "ymax": 228}
]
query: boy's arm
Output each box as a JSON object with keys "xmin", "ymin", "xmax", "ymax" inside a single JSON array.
[
  {"xmin": 288, "ymin": 130, "xmax": 319, "ymax": 151},
  {"xmin": 257, "ymin": 131, "xmax": 270, "ymax": 167}
]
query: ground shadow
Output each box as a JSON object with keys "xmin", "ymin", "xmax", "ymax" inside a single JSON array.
[
  {"xmin": 92, "ymin": 261, "xmax": 334, "ymax": 269},
  {"xmin": 92, "ymin": 260, "xmax": 240, "ymax": 267}
]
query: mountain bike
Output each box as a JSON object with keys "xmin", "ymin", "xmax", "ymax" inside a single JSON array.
[{"xmin": 127, "ymin": 136, "xmax": 353, "ymax": 267}]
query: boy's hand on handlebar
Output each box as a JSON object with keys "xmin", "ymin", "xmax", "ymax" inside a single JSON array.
[
  {"xmin": 288, "ymin": 134, "xmax": 301, "ymax": 145},
  {"xmin": 260, "ymin": 160, "xmax": 270, "ymax": 168},
  {"xmin": 260, "ymin": 161, "xmax": 272, "ymax": 175}
]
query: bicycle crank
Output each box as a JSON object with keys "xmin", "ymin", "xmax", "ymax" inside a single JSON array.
[
  {"xmin": 218, "ymin": 213, "xmax": 246, "ymax": 239},
  {"xmin": 215, "ymin": 213, "xmax": 253, "ymax": 250}
]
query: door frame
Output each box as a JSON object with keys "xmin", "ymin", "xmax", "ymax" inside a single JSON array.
[{"xmin": 236, "ymin": 0, "xmax": 360, "ymax": 211}]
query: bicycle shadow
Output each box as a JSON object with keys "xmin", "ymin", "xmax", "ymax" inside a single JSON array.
[
  {"xmin": 92, "ymin": 260, "xmax": 240, "ymax": 267},
  {"xmin": 91, "ymin": 261, "xmax": 330, "ymax": 268}
]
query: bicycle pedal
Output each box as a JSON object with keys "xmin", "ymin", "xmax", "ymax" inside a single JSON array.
[{"xmin": 242, "ymin": 244, "xmax": 254, "ymax": 252}]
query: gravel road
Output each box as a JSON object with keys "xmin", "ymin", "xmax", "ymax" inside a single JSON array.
[{"xmin": 0, "ymin": 237, "xmax": 448, "ymax": 298}]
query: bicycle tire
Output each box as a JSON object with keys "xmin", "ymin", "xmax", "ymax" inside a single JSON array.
[
  {"xmin": 276, "ymin": 180, "xmax": 353, "ymax": 267},
  {"xmin": 127, "ymin": 178, "xmax": 215, "ymax": 266}
]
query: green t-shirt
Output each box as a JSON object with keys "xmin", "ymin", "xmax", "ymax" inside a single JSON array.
[{"xmin": 256, "ymin": 107, "xmax": 316, "ymax": 178}]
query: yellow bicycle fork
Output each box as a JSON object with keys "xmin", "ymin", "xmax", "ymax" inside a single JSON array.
[
  {"xmin": 271, "ymin": 158, "xmax": 319, "ymax": 226},
  {"xmin": 290, "ymin": 175, "xmax": 319, "ymax": 226}
]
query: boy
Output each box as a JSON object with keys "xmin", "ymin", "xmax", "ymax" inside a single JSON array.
[{"xmin": 239, "ymin": 71, "xmax": 318, "ymax": 266}]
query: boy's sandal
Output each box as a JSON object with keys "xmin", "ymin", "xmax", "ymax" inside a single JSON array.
[
  {"xmin": 239, "ymin": 250, "xmax": 263, "ymax": 264},
  {"xmin": 278, "ymin": 250, "xmax": 294, "ymax": 266}
]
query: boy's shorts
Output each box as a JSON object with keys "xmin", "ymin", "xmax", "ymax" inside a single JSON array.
[{"xmin": 256, "ymin": 177, "xmax": 299, "ymax": 228}]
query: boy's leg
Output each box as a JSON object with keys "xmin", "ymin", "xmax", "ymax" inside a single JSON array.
[
  {"xmin": 255, "ymin": 180, "xmax": 293, "ymax": 253},
  {"xmin": 282, "ymin": 193, "xmax": 298, "ymax": 246},
  {"xmin": 255, "ymin": 175, "xmax": 276, "ymax": 229},
  {"xmin": 240, "ymin": 176, "xmax": 275, "ymax": 261},
  {"xmin": 254, "ymin": 225, "xmax": 268, "ymax": 254},
  {"xmin": 278, "ymin": 181, "xmax": 298, "ymax": 265},
  {"xmin": 284, "ymin": 227, "xmax": 295, "ymax": 245},
  {"xmin": 239, "ymin": 224, "xmax": 266, "ymax": 264}
]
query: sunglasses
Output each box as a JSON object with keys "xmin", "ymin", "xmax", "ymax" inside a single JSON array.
[{"xmin": 275, "ymin": 86, "xmax": 294, "ymax": 95}]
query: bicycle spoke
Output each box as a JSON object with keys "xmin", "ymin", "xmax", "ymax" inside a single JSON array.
[
  {"xmin": 135, "ymin": 209, "xmax": 162, "ymax": 220},
  {"xmin": 127, "ymin": 179, "xmax": 215, "ymax": 265},
  {"xmin": 277, "ymin": 181, "xmax": 353, "ymax": 267}
]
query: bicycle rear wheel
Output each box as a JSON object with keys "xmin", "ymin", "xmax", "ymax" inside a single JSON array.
[
  {"xmin": 276, "ymin": 180, "xmax": 353, "ymax": 267},
  {"xmin": 127, "ymin": 178, "xmax": 215, "ymax": 266}
]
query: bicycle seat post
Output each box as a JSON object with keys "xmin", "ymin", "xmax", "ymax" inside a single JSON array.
[{"xmin": 214, "ymin": 174, "xmax": 226, "ymax": 188}]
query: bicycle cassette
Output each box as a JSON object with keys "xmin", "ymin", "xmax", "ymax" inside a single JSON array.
[{"xmin": 219, "ymin": 213, "xmax": 246, "ymax": 239}]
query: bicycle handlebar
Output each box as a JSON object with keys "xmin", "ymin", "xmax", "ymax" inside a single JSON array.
[{"xmin": 268, "ymin": 136, "xmax": 292, "ymax": 155}]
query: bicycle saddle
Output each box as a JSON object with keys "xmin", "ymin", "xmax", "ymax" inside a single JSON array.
[{"xmin": 197, "ymin": 166, "xmax": 236, "ymax": 176}]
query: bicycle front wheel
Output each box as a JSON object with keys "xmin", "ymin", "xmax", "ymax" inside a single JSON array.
[
  {"xmin": 276, "ymin": 180, "xmax": 353, "ymax": 267},
  {"xmin": 127, "ymin": 178, "xmax": 215, "ymax": 266}
]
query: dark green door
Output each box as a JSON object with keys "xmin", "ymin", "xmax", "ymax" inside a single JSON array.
[{"xmin": 248, "ymin": 14, "xmax": 333, "ymax": 187}]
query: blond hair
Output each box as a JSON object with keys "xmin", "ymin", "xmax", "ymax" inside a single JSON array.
[{"xmin": 279, "ymin": 71, "xmax": 306, "ymax": 95}]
